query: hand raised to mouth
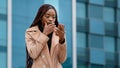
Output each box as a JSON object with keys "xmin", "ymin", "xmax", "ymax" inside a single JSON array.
[{"xmin": 43, "ymin": 22, "xmax": 56, "ymax": 35}]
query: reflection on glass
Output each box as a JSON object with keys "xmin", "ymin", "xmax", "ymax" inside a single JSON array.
[
  {"xmin": 105, "ymin": 23, "xmax": 116, "ymax": 36},
  {"xmin": 106, "ymin": 52, "xmax": 115, "ymax": 65},
  {"xmin": 117, "ymin": 38, "xmax": 120, "ymax": 52},
  {"xmin": 88, "ymin": 5, "xmax": 103, "ymax": 19},
  {"xmin": 89, "ymin": 19, "xmax": 105, "ymax": 35},
  {"xmin": 77, "ymin": 2, "xmax": 86, "ymax": 18},
  {"xmin": 90, "ymin": 64, "xmax": 104, "ymax": 68},
  {"xmin": 0, "ymin": 21, "xmax": 7, "ymax": 46},
  {"xmin": 90, "ymin": 49, "xmax": 105, "ymax": 64},
  {"xmin": 0, "ymin": 0, "xmax": 7, "ymax": 14},
  {"xmin": 105, "ymin": 0, "xmax": 116, "ymax": 7},
  {"xmin": 118, "ymin": 0, "xmax": 120, "ymax": 8},
  {"xmin": 103, "ymin": 7, "xmax": 114, "ymax": 23},
  {"xmin": 76, "ymin": 0, "xmax": 120, "ymax": 68},
  {"xmin": 89, "ymin": 35, "xmax": 103, "ymax": 49},
  {"xmin": 89, "ymin": 0, "xmax": 104, "ymax": 5},
  {"xmin": 117, "ymin": 9, "xmax": 120, "ymax": 23},
  {"xmin": 119, "ymin": 23, "xmax": 120, "ymax": 37},
  {"xmin": 0, "ymin": 53, "xmax": 7, "ymax": 68},
  {"xmin": 77, "ymin": 0, "xmax": 88, "ymax": 3},
  {"xmin": 77, "ymin": 48, "xmax": 88, "ymax": 62},
  {"xmin": 105, "ymin": 65, "xmax": 115, "ymax": 68},
  {"xmin": 0, "ymin": 0, "xmax": 7, "ymax": 68},
  {"xmin": 104, "ymin": 36, "xmax": 115, "ymax": 52},
  {"xmin": 119, "ymin": 53, "xmax": 120, "ymax": 66},
  {"xmin": 77, "ymin": 18, "xmax": 88, "ymax": 32},
  {"xmin": 77, "ymin": 32, "xmax": 86, "ymax": 48},
  {"xmin": 77, "ymin": 62, "xmax": 87, "ymax": 68},
  {"xmin": 77, "ymin": 48, "xmax": 89, "ymax": 68}
]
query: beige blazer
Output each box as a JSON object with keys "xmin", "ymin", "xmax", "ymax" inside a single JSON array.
[{"xmin": 25, "ymin": 25, "xmax": 67, "ymax": 68}]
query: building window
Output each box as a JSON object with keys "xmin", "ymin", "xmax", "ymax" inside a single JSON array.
[
  {"xmin": 77, "ymin": 48, "xmax": 88, "ymax": 63},
  {"xmin": 77, "ymin": 2, "xmax": 86, "ymax": 18},
  {"xmin": 118, "ymin": 0, "xmax": 120, "ymax": 8},
  {"xmin": 105, "ymin": 23, "xmax": 117, "ymax": 36},
  {"xmin": 0, "ymin": 0, "xmax": 7, "ymax": 68},
  {"xmin": 117, "ymin": 38, "xmax": 120, "ymax": 52},
  {"xmin": 118, "ymin": 23, "xmax": 120, "ymax": 37},
  {"xmin": 90, "ymin": 49, "xmax": 105, "ymax": 65},
  {"xmin": 0, "ymin": 20, "xmax": 7, "ymax": 46},
  {"xmin": 90, "ymin": 64, "xmax": 104, "ymax": 68},
  {"xmin": 77, "ymin": 18, "xmax": 88, "ymax": 32},
  {"xmin": 0, "ymin": 0, "xmax": 7, "ymax": 14},
  {"xmin": 0, "ymin": 52, "xmax": 7, "ymax": 68},
  {"xmin": 105, "ymin": 52, "xmax": 116, "ymax": 66},
  {"xmin": 104, "ymin": 36, "xmax": 115, "ymax": 53},
  {"xmin": 77, "ymin": 62, "xmax": 88, "ymax": 68},
  {"xmin": 88, "ymin": 5, "xmax": 103, "ymax": 19},
  {"xmin": 89, "ymin": 19, "xmax": 105, "ymax": 35},
  {"xmin": 89, "ymin": 0, "xmax": 104, "ymax": 5},
  {"xmin": 117, "ymin": 9, "xmax": 120, "ymax": 23},
  {"xmin": 89, "ymin": 34, "xmax": 104, "ymax": 49},
  {"xmin": 119, "ymin": 53, "xmax": 120, "ymax": 66},
  {"xmin": 105, "ymin": 65, "xmax": 116, "ymax": 68},
  {"xmin": 77, "ymin": 32, "xmax": 86, "ymax": 48},
  {"xmin": 77, "ymin": 0, "xmax": 88, "ymax": 3},
  {"xmin": 103, "ymin": 7, "xmax": 114, "ymax": 23},
  {"xmin": 104, "ymin": 0, "xmax": 117, "ymax": 7}
]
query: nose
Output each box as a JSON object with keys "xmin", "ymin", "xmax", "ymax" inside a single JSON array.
[{"xmin": 49, "ymin": 17, "xmax": 53, "ymax": 22}]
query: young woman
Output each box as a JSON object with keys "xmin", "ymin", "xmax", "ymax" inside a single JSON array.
[{"xmin": 25, "ymin": 4, "xmax": 67, "ymax": 68}]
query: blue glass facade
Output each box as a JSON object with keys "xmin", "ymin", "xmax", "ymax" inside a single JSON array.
[
  {"xmin": 0, "ymin": 0, "xmax": 7, "ymax": 68},
  {"xmin": 77, "ymin": 0, "xmax": 120, "ymax": 68},
  {"xmin": 12, "ymin": 0, "xmax": 43, "ymax": 67}
]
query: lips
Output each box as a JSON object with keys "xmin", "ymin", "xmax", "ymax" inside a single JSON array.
[{"xmin": 48, "ymin": 22, "xmax": 55, "ymax": 25}]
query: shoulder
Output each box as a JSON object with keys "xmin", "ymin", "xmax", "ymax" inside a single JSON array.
[
  {"xmin": 26, "ymin": 25, "xmax": 39, "ymax": 33},
  {"xmin": 25, "ymin": 25, "xmax": 41, "ymax": 36},
  {"xmin": 25, "ymin": 25, "xmax": 41, "ymax": 38}
]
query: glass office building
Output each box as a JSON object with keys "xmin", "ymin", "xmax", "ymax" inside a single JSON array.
[
  {"xmin": 0, "ymin": 0, "xmax": 7, "ymax": 68},
  {"xmin": 76, "ymin": 0, "xmax": 120, "ymax": 68}
]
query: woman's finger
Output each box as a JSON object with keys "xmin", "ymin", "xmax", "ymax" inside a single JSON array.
[{"xmin": 58, "ymin": 24, "xmax": 64, "ymax": 31}]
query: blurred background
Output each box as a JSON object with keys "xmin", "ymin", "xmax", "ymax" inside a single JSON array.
[
  {"xmin": 76, "ymin": 0, "xmax": 120, "ymax": 68},
  {"xmin": 0, "ymin": 0, "xmax": 120, "ymax": 68}
]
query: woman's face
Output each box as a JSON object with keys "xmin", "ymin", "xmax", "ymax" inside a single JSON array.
[{"xmin": 42, "ymin": 9, "xmax": 56, "ymax": 26}]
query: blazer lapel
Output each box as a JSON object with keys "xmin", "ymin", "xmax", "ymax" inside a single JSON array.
[{"xmin": 50, "ymin": 32, "xmax": 59, "ymax": 56}]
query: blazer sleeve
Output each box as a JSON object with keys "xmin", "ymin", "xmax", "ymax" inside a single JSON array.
[
  {"xmin": 57, "ymin": 37, "xmax": 67, "ymax": 63},
  {"xmin": 25, "ymin": 30, "xmax": 49, "ymax": 60}
]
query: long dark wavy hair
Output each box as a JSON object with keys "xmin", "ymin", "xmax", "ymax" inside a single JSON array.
[
  {"xmin": 30, "ymin": 4, "xmax": 59, "ymax": 27},
  {"xmin": 26, "ymin": 4, "xmax": 59, "ymax": 68}
]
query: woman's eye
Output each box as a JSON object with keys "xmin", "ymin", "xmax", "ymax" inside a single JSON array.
[
  {"xmin": 53, "ymin": 16, "xmax": 56, "ymax": 19},
  {"xmin": 45, "ymin": 15, "xmax": 56, "ymax": 19},
  {"xmin": 45, "ymin": 15, "xmax": 50, "ymax": 18}
]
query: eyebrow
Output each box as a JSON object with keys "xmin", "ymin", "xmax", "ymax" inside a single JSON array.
[{"xmin": 46, "ymin": 13, "xmax": 56, "ymax": 16}]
